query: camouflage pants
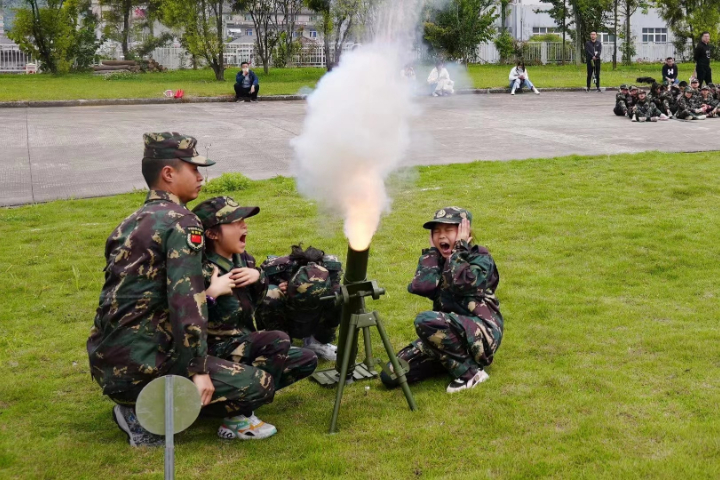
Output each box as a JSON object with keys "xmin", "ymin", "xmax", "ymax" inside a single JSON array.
[
  {"xmin": 256, "ymin": 285, "xmax": 341, "ymax": 344},
  {"xmin": 614, "ymin": 101, "xmax": 628, "ymax": 116},
  {"xmin": 209, "ymin": 330, "xmax": 318, "ymax": 390},
  {"xmin": 676, "ymin": 108, "xmax": 701, "ymax": 120},
  {"xmin": 109, "ymin": 331, "xmax": 317, "ymax": 418},
  {"xmin": 411, "ymin": 311, "xmax": 502, "ymax": 380}
]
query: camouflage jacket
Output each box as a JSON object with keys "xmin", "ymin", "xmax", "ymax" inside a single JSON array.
[
  {"xmin": 700, "ymin": 95, "xmax": 719, "ymax": 108},
  {"xmin": 615, "ymin": 92, "xmax": 629, "ymax": 105},
  {"xmin": 87, "ymin": 190, "xmax": 209, "ymax": 395},
  {"xmin": 408, "ymin": 240, "xmax": 502, "ymax": 322},
  {"xmin": 676, "ymin": 95, "xmax": 702, "ymax": 113},
  {"xmin": 634, "ymin": 99, "xmax": 662, "ymax": 118},
  {"xmin": 261, "ymin": 254, "xmax": 343, "ymax": 309},
  {"xmin": 202, "ymin": 250, "xmax": 268, "ymax": 337}
]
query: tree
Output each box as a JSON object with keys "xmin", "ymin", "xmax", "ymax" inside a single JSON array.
[
  {"xmin": 654, "ymin": 0, "xmax": 720, "ymax": 61},
  {"xmin": 617, "ymin": 0, "xmax": 649, "ymax": 64},
  {"xmin": 161, "ymin": 0, "xmax": 226, "ymax": 80},
  {"xmin": 539, "ymin": 0, "xmax": 612, "ymax": 64},
  {"xmin": 276, "ymin": 0, "xmax": 304, "ymax": 66},
  {"xmin": 233, "ymin": 0, "xmax": 280, "ymax": 74},
  {"xmin": 8, "ymin": 0, "xmax": 101, "ymax": 73},
  {"xmin": 99, "ymin": 0, "xmax": 144, "ymax": 59},
  {"xmin": 305, "ymin": 0, "xmax": 365, "ymax": 70},
  {"xmin": 424, "ymin": 0, "xmax": 497, "ymax": 64}
]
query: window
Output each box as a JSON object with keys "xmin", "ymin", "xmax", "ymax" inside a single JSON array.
[
  {"xmin": 600, "ymin": 33, "xmax": 616, "ymax": 43},
  {"xmin": 309, "ymin": 15, "xmax": 317, "ymax": 22},
  {"xmin": 246, "ymin": 29, "xmax": 253, "ymax": 36},
  {"xmin": 309, "ymin": 30, "xmax": 317, "ymax": 38},
  {"xmin": 292, "ymin": 31, "xmax": 298, "ymax": 38},
  {"xmin": 642, "ymin": 28, "xmax": 667, "ymax": 43},
  {"xmin": 245, "ymin": 15, "xmax": 252, "ymax": 21},
  {"xmin": 532, "ymin": 27, "xmax": 558, "ymax": 34}
]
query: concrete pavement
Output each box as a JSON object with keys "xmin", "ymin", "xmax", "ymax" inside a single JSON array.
[{"xmin": 2, "ymin": 92, "xmax": 719, "ymax": 206}]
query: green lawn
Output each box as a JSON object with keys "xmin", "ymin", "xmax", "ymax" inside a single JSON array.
[
  {"xmin": 1, "ymin": 62, "xmax": 716, "ymax": 102},
  {"xmin": 2, "ymin": 152, "xmax": 720, "ymax": 479}
]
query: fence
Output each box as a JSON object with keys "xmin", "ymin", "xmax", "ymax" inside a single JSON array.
[{"xmin": 0, "ymin": 45, "xmax": 33, "ymax": 72}]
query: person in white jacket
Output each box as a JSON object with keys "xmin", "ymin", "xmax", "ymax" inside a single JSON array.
[
  {"xmin": 427, "ymin": 60, "xmax": 455, "ymax": 97},
  {"xmin": 509, "ymin": 61, "xmax": 540, "ymax": 95}
]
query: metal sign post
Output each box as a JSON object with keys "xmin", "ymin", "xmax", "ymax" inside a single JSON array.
[{"xmin": 136, "ymin": 375, "xmax": 201, "ymax": 480}]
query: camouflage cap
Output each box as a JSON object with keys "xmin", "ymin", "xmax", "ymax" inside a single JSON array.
[
  {"xmin": 143, "ymin": 132, "xmax": 216, "ymax": 166},
  {"xmin": 679, "ymin": 81, "xmax": 688, "ymax": 87},
  {"xmin": 620, "ymin": 84, "xmax": 629, "ymax": 90},
  {"xmin": 701, "ymin": 85, "xmax": 711, "ymax": 90},
  {"xmin": 638, "ymin": 89, "xmax": 646, "ymax": 94},
  {"xmin": 629, "ymin": 85, "xmax": 638, "ymax": 91},
  {"xmin": 191, "ymin": 196, "xmax": 259, "ymax": 230},
  {"xmin": 423, "ymin": 206, "xmax": 473, "ymax": 230},
  {"xmin": 691, "ymin": 77, "xmax": 699, "ymax": 83},
  {"xmin": 685, "ymin": 87, "xmax": 696, "ymax": 94}
]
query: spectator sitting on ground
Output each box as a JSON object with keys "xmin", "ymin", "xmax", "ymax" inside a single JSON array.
[
  {"xmin": 509, "ymin": 60, "xmax": 540, "ymax": 95},
  {"xmin": 234, "ymin": 62, "xmax": 259, "ymax": 103},
  {"xmin": 427, "ymin": 60, "xmax": 455, "ymax": 97},
  {"xmin": 662, "ymin": 57, "xmax": 679, "ymax": 85}
]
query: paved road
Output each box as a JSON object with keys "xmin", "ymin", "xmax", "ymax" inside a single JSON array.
[{"xmin": 3, "ymin": 92, "xmax": 720, "ymax": 206}]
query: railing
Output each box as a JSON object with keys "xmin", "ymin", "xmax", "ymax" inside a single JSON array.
[{"xmin": 0, "ymin": 46, "xmax": 33, "ymax": 73}]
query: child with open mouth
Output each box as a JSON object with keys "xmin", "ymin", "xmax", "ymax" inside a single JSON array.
[
  {"xmin": 192, "ymin": 196, "xmax": 318, "ymax": 441},
  {"xmin": 381, "ymin": 206, "xmax": 505, "ymax": 394}
]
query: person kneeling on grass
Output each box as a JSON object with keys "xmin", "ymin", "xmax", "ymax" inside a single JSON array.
[
  {"xmin": 234, "ymin": 62, "xmax": 260, "ymax": 102},
  {"xmin": 381, "ymin": 207, "xmax": 504, "ymax": 394},
  {"xmin": 631, "ymin": 89, "xmax": 668, "ymax": 122},
  {"xmin": 509, "ymin": 61, "xmax": 540, "ymax": 95},
  {"xmin": 256, "ymin": 245, "xmax": 343, "ymax": 361},
  {"xmin": 191, "ymin": 197, "xmax": 318, "ymax": 440}
]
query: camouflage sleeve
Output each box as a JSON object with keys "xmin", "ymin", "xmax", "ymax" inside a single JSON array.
[
  {"xmin": 166, "ymin": 215, "xmax": 209, "ymax": 375},
  {"xmin": 323, "ymin": 255, "xmax": 343, "ymax": 295},
  {"xmin": 446, "ymin": 240, "xmax": 496, "ymax": 295},
  {"xmin": 407, "ymin": 248, "xmax": 442, "ymax": 299},
  {"xmin": 244, "ymin": 253, "xmax": 268, "ymax": 308}
]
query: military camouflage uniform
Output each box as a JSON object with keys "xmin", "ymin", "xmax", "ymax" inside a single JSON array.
[
  {"xmin": 676, "ymin": 89, "xmax": 704, "ymax": 119},
  {"xmin": 632, "ymin": 95, "xmax": 662, "ymax": 121},
  {"xmin": 382, "ymin": 207, "xmax": 504, "ymax": 388},
  {"xmin": 88, "ymin": 134, "xmax": 278, "ymax": 419},
  {"xmin": 192, "ymin": 197, "xmax": 318, "ymax": 393},
  {"xmin": 650, "ymin": 89, "xmax": 672, "ymax": 116},
  {"xmin": 699, "ymin": 88, "xmax": 719, "ymax": 117},
  {"xmin": 614, "ymin": 85, "xmax": 629, "ymax": 116},
  {"xmin": 256, "ymin": 253, "xmax": 343, "ymax": 343}
]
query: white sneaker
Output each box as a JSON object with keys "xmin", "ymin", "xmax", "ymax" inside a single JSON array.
[
  {"xmin": 533, "ymin": 88, "xmax": 540, "ymax": 95},
  {"xmin": 218, "ymin": 413, "xmax": 277, "ymax": 440},
  {"xmin": 432, "ymin": 92, "xmax": 440, "ymax": 97},
  {"xmin": 446, "ymin": 370, "xmax": 489, "ymax": 393},
  {"xmin": 510, "ymin": 90, "xmax": 515, "ymax": 95},
  {"xmin": 303, "ymin": 336, "xmax": 337, "ymax": 361}
]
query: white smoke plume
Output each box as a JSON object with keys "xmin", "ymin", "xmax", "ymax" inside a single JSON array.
[{"xmin": 291, "ymin": 0, "xmax": 427, "ymax": 251}]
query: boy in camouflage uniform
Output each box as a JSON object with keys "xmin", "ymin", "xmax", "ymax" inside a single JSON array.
[
  {"xmin": 256, "ymin": 246, "xmax": 343, "ymax": 361},
  {"xmin": 381, "ymin": 207, "xmax": 504, "ymax": 394},
  {"xmin": 631, "ymin": 89, "xmax": 667, "ymax": 122},
  {"xmin": 699, "ymin": 85, "xmax": 720, "ymax": 117},
  {"xmin": 676, "ymin": 88, "xmax": 707, "ymax": 120},
  {"xmin": 192, "ymin": 197, "xmax": 318, "ymax": 440},
  {"xmin": 614, "ymin": 84, "xmax": 630, "ymax": 116},
  {"xmin": 88, "ymin": 133, "xmax": 277, "ymax": 447}
]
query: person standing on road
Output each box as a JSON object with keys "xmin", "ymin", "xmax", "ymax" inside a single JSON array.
[
  {"xmin": 694, "ymin": 32, "xmax": 713, "ymax": 87},
  {"xmin": 585, "ymin": 31, "xmax": 602, "ymax": 92}
]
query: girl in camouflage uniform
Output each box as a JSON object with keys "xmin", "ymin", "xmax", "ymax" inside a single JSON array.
[
  {"xmin": 192, "ymin": 196, "xmax": 318, "ymax": 440},
  {"xmin": 381, "ymin": 207, "xmax": 504, "ymax": 394}
]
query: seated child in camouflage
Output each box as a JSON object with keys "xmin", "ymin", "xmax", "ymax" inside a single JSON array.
[
  {"xmin": 698, "ymin": 85, "xmax": 720, "ymax": 117},
  {"xmin": 256, "ymin": 245, "xmax": 343, "ymax": 361},
  {"xmin": 381, "ymin": 207, "xmax": 504, "ymax": 394},
  {"xmin": 630, "ymin": 89, "xmax": 668, "ymax": 122},
  {"xmin": 192, "ymin": 196, "xmax": 318, "ymax": 440},
  {"xmin": 675, "ymin": 88, "xmax": 707, "ymax": 120},
  {"xmin": 614, "ymin": 84, "xmax": 630, "ymax": 116}
]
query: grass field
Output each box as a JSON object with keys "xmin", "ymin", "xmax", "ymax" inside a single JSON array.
[
  {"xmin": 1, "ymin": 62, "xmax": 716, "ymax": 102},
  {"xmin": 2, "ymin": 151, "xmax": 720, "ymax": 479}
]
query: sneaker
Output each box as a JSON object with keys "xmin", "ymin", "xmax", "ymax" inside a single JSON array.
[
  {"xmin": 698, "ymin": 115, "xmax": 707, "ymax": 120},
  {"xmin": 218, "ymin": 413, "xmax": 277, "ymax": 440},
  {"xmin": 631, "ymin": 117, "xmax": 637, "ymax": 122},
  {"xmin": 533, "ymin": 88, "xmax": 540, "ymax": 95},
  {"xmin": 432, "ymin": 92, "xmax": 440, "ymax": 97},
  {"xmin": 303, "ymin": 336, "xmax": 337, "ymax": 361},
  {"xmin": 112, "ymin": 405, "xmax": 164, "ymax": 448},
  {"xmin": 650, "ymin": 117, "xmax": 658, "ymax": 122},
  {"xmin": 659, "ymin": 114, "xmax": 669, "ymax": 121},
  {"xmin": 638, "ymin": 117, "xmax": 647, "ymax": 122},
  {"xmin": 446, "ymin": 370, "xmax": 489, "ymax": 394},
  {"xmin": 510, "ymin": 91, "xmax": 515, "ymax": 95}
]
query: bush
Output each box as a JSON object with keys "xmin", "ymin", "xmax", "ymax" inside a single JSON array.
[
  {"xmin": 528, "ymin": 33, "xmax": 562, "ymax": 43},
  {"xmin": 203, "ymin": 173, "xmax": 252, "ymax": 193}
]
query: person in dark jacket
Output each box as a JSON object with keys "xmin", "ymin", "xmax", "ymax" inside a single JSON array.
[
  {"xmin": 694, "ymin": 32, "xmax": 713, "ymax": 87},
  {"xmin": 585, "ymin": 31, "xmax": 602, "ymax": 92},
  {"xmin": 234, "ymin": 62, "xmax": 260, "ymax": 102},
  {"xmin": 662, "ymin": 57, "xmax": 679, "ymax": 85}
]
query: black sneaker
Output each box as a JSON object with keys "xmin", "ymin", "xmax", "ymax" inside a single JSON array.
[
  {"xmin": 446, "ymin": 370, "xmax": 489, "ymax": 394},
  {"xmin": 112, "ymin": 405, "xmax": 164, "ymax": 447}
]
